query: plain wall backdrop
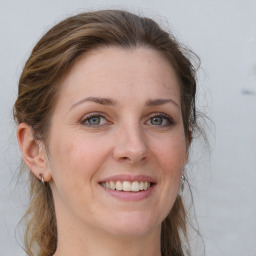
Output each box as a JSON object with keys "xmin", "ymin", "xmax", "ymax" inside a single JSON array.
[{"xmin": 0, "ymin": 0, "xmax": 255, "ymax": 255}]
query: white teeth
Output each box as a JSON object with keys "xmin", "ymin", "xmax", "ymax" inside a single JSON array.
[
  {"xmin": 106, "ymin": 182, "xmax": 110, "ymax": 189},
  {"xmin": 139, "ymin": 181, "xmax": 144, "ymax": 190},
  {"xmin": 131, "ymin": 181, "xmax": 140, "ymax": 192},
  {"xmin": 110, "ymin": 181, "xmax": 115, "ymax": 190},
  {"xmin": 123, "ymin": 181, "xmax": 131, "ymax": 191},
  {"xmin": 116, "ymin": 181, "xmax": 123, "ymax": 191},
  {"xmin": 101, "ymin": 181, "xmax": 152, "ymax": 192}
]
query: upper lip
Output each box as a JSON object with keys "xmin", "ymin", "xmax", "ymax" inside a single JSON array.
[{"xmin": 98, "ymin": 174, "xmax": 157, "ymax": 183}]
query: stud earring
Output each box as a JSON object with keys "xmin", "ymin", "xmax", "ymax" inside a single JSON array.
[
  {"xmin": 39, "ymin": 173, "xmax": 44, "ymax": 184},
  {"xmin": 179, "ymin": 175, "xmax": 185, "ymax": 194}
]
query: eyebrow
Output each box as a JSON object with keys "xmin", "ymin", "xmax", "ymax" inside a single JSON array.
[
  {"xmin": 146, "ymin": 98, "xmax": 180, "ymax": 108},
  {"xmin": 70, "ymin": 97, "xmax": 117, "ymax": 110},
  {"xmin": 70, "ymin": 96, "xmax": 179, "ymax": 110}
]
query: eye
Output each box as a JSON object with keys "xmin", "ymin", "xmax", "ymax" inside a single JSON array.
[
  {"xmin": 81, "ymin": 113, "xmax": 108, "ymax": 127},
  {"xmin": 146, "ymin": 113, "xmax": 174, "ymax": 127},
  {"xmin": 151, "ymin": 116, "xmax": 164, "ymax": 125}
]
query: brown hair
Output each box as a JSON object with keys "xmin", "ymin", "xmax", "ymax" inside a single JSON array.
[{"xmin": 14, "ymin": 10, "xmax": 199, "ymax": 256}]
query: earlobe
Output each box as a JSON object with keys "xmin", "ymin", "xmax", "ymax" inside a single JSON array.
[{"xmin": 17, "ymin": 123, "xmax": 52, "ymax": 182}]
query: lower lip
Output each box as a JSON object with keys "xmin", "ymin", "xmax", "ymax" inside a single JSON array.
[{"xmin": 100, "ymin": 184, "xmax": 156, "ymax": 201}]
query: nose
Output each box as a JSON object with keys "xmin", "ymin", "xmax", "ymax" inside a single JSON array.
[{"xmin": 113, "ymin": 124, "xmax": 150, "ymax": 164}]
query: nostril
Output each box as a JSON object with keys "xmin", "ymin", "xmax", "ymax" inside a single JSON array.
[
  {"xmin": 120, "ymin": 156, "xmax": 129, "ymax": 161},
  {"xmin": 113, "ymin": 134, "xmax": 150, "ymax": 163}
]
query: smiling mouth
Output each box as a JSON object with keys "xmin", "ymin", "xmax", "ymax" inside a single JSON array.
[{"xmin": 100, "ymin": 181, "xmax": 154, "ymax": 192}]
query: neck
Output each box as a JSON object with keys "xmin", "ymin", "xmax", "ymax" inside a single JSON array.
[{"xmin": 53, "ymin": 217, "xmax": 162, "ymax": 256}]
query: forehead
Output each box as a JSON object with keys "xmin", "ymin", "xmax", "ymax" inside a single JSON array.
[{"xmin": 57, "ymin": 46, "xmax": 180, "ymax": 106}]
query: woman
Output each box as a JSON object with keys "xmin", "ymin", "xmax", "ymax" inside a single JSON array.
[{"xmin": 14, "ymin": 10, "xmax": 200, "ymax": 256}]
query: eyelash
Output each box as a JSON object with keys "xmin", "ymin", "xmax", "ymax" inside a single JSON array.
[
  {"xmin": 146, "ymin": 113, "xmax": 175, "ymax": 127},
  {"xmin": 80, "ymin": 112, "xmax": 175, "ymax": 128},
  {"xmin": 80, "ymin": 112, "xmax": 109, "ymax": 127}
]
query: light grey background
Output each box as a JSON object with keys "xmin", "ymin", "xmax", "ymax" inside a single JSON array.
[{"xmin": 1, "ymin": 0, "xmax": 256, "ymax": 255}]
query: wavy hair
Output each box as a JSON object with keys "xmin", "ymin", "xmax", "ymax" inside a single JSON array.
[{"xmin": 14, "ymin": 10, "xmax": 199, "ymax": 256}]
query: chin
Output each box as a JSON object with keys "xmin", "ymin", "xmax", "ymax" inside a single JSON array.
[{"xmin": 100, "ymin": 211, "xmax": 161, "ymax": 238}]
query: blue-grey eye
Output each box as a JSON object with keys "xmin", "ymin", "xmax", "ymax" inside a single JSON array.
[
  {"xmin": 82, "ymin": 114, "xmax": 107, "ymax": 126},
  {"xmin": 88, "ymin": 116, "xmax": 101, "ymax": 125},
  {"xmin": 146, "ymin": 114, "xmax": 174, "ymax": 127},
  {"xmin": 151, "ymin": 116, "xmax": 163, "ymax": 125}
]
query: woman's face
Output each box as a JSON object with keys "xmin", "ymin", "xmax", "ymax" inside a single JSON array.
[{"xmin": 45, "ymin": 47, "xmax": 188, "ymax": 238}]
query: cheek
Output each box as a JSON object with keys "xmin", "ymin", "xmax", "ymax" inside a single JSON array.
[
  {"xmin": 155, "ymin": 134, "xmax": 187, "ymax": 171},
  {"xmin": 48, "ymin": 133, "xmax": 110, "ymax": 183},
  {"xmin": 153, "ymin": 134, "xmax": 186, "ymax": 201},
  {"xmin": 47, "ymin": 135, "xmax": 109, "ymax": 210},
  {"xmin": 147, "ymin": 135, "xmax": 186, "ymax": 224}
]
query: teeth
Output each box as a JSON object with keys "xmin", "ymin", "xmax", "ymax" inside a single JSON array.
[
  {"xmin": 116, "ymin": 181, "xmax": 123, "ymax": 191},
  {"xmin": 101, "ymin": 181, "xmax": 152, "ymax": 192},
  {"xmin": 139, "ymin": 181, "xmax": 144, "ymax": 190},
  {"xmin": 123, "ymin": 181, "xmax": 131, "ymax": 191},
  {"xmin": 110, "ymin": 181, "xmax": 115, "ymax": 190},
  {"xmin": 131, "ymin": 181, "xmax": 140, "ymax": 192}
]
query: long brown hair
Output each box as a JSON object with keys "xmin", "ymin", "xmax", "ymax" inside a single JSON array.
[{"xmin": 14, "ymin": 10, "xmax": 199, "ymax": 256}]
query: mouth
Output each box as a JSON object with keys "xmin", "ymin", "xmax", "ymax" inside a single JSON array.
[{"xmin": 100, "ymin": 180, "xmax": 154, "ymax": 192}]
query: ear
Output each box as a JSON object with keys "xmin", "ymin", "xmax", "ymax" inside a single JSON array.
[{"xmin": 17, "ymin": 123, "xmax": 52, "ymax": 182}]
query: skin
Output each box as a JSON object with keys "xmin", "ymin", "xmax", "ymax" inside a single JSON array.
[{"xmin": 17, "ymin": 47, "xmax": 188, "ymax": 256}]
